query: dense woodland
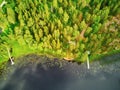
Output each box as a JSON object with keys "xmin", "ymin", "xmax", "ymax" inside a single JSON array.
[{"xmin": 0, "ymin": 0, "xmax": 120, "ymax": 63}]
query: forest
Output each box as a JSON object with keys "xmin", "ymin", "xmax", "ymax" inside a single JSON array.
[{"xmin": 0, "ymin": 0, "xmax": 120, "ymax": 65}]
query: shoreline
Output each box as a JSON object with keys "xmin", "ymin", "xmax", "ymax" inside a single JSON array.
[
  {"xmin": 0, "ymin": 53, "xmax": 120, "ymax": 80},
  {"xmin": 0, "ymin": 54, "xmax": 120, "ymax": 90}
]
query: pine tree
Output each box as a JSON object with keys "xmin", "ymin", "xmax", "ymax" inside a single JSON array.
[
  {"xmin": 85, "ymin": 12, "xmax": 91, "ymax": 23},
  {"xmin": 52, "ymin": 39, "xmax": 56, "ymax": 49},
  {"xmin": 80, "ymin": 20, "xmax": 87, "ymax": 30},
  {"xmin": 57, "ymin": 19, "xmax": 63, "ymax": 29},
  {"xmin": 27, "ymin": 17, "xmax": 34, "ymax": 27},
  {"xmin": 39, "ymin": 29, "xmax": 43, "ymax": 38},
  {"xmin": 24, "ymin": 29, "xmax": 33, "ymax": 46},
  {"xmin": 54, "ymin": 29, "xmax": 60, "ymax": 40},
  {"xmin": 63, "ymin": 11, "xmax": 69, "ymax": 23},
  {"xmin": 85, "ymin": 27, "xmax": 92, "ymax": 36},
  {"xmin": 44, "ymin": 4, "xmax": 49, "ymax": 19},
  {"xmin": 7, "ymin": 7, "xmax": 16, "ymax": 24},
  {"xmin": 14, "ymin": 26, "xmax": 22, "ymax": 37},
  {"xmin": 56, "ymin": 39, "xmax": 61, "ymax": 49},
  {"xmin": 35, "ymin": 33, "xmax": 40, "ymax": 42},
  {"xmin": 44, "ymin": 26, "xmax": 49, "ymax": 36},
  {"xmin": 58, "ymin": 0, "xmax": 63, "ymax": 3},
  {"xmin": 53, "ymin": 0, "xmax": 58, "ymax": 9},
  {"xmin": 63, "ymin": 0, "xmax": 68, "ymax": 8},
  {"xmin": 58, "ymin": 7, "xmax": 63, "ymax": 15},
  {"xmin": 0, "ymin": 11, "xmax": 9, "ymax": 31}
]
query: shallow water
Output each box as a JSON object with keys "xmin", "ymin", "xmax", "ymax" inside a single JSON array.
[{"xmin": 0, "ymin": 55, "xmax": 120, "ymax": 90}]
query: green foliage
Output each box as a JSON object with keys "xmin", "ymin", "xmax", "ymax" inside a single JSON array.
[
  {"xmin": 7, "ymin": 7, "xmax": 16, "ymax": 24},
  {"xmin": 0, "ymin": 0, "xmax": 120, "ymax": 64},
  {"xmin": 63, "ymin": 11, "xmax": 69, "ymax": 24},
  {"xmin": 53, "ymin": 0, "xmax": 58, "ymax": 9},
  {"xmin": 24, "ymin": 29, "xmax": 33, "ymax": 46}
]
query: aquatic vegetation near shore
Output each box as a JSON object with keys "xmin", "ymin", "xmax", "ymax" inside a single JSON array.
[{"xmin": 0, "ymin": 0, "xmax": 120, "ymax": 64}]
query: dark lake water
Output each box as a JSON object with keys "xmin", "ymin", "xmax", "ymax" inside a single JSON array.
[{"xmin": 0, "ymin": 54, "xmax": 120, "ymax": 90}]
